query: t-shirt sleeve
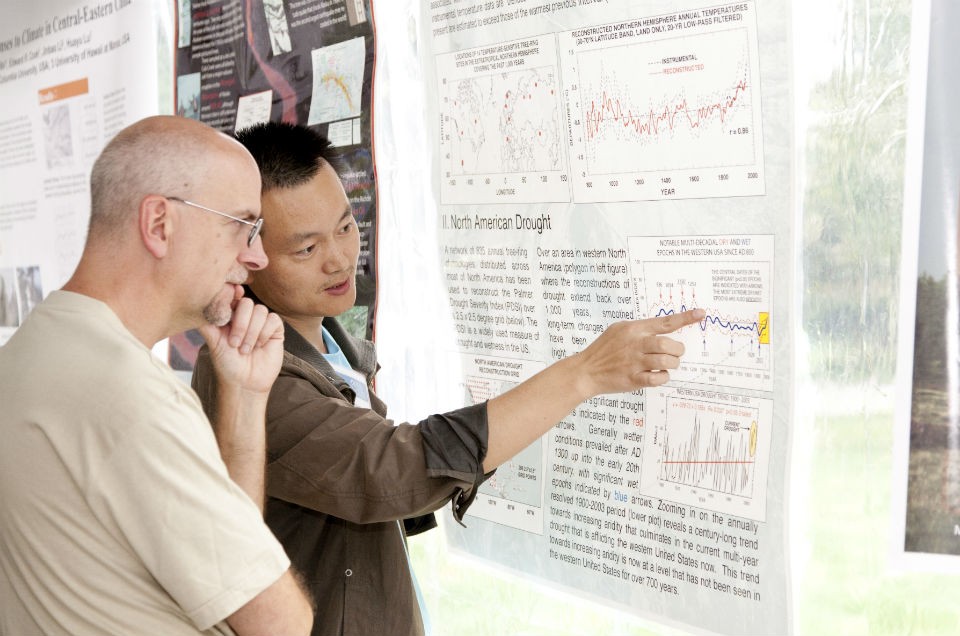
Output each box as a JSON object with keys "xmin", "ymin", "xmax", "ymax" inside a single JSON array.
[{"xmin": 85, "ymin": 398, "xmax": 290, "ymax": 630}]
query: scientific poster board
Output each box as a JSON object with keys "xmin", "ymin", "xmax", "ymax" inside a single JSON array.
[
  {"xmin": 893, "ymin": 0, "xmax": 960, "ymax": 570},
  {"xmin": 171, "ymin": 0, "xmax": 376, "ymax": 367},
  {"xmin": 0, "ymin": 0, "xmax": 163, "ymax": 346},
  {"xmin": 417, "ymin": 1, "xmax": 794, "ymax": 633}
]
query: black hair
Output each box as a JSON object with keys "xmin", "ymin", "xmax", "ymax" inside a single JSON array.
[{"xmin": 234, "ymin": 121, "xmax": 339, "ymax": 191}]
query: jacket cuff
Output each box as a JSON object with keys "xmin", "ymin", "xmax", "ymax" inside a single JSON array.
[{"xmin": 419, "ymin": 401, "xmax": 492, "ymax": 524}]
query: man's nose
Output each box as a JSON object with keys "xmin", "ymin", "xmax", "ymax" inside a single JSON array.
[
  {"xmin": 323, "ymin": 243, "xmax": 351, "ymax": 274},
  {"xmin": 239, "ymin": 235, "xmax": 268, "ymax": 271}
]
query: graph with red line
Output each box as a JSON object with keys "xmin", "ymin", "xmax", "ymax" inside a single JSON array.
[
  {"xmin": 558, "ymin": 3, "xmax": 764, "ymax": 202},
  {"xmin": 584, "ymin": 75, "xmax": 749, "ymax": 143},
  {"xmin": 641, "ymin": 392, "xmax": 772, "ymax": 521},
  {"xmin": 658, "ymin": 404, "xmax": 758, "ymax": 497},
  {"xmin": 578, "ymin": 29, "xmax": 756, "ymax": 173}
]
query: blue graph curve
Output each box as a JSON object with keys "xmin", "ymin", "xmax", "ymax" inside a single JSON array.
[{"xmin": 654, "ymin": 303, "xmax": 768, "ymax": 341}]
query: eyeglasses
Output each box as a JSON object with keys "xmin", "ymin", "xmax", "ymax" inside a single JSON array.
[{"xmin": 166, "ymin": 196, "xmax": 263, "ymax": 247}]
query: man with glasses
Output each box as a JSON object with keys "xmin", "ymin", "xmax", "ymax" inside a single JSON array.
[
  {"xmin": 0, "ymin": 116, "xmax": 312, "ymax": 635},
  {"xmin": 166, "ymin": 197, "xmax": 264, "ymax": 248},
  {"xmin": 191, "ymin": 121, "xmax": 704, "ymax": 636}
]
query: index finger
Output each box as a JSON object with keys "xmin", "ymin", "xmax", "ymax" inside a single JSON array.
[
  {"xmin": 649, "ymin": 308, "xmax": 705, "ymax": 335},
  {"xmin": 255, "ymin": 311, "xmax": 285, "ymax": 350}
]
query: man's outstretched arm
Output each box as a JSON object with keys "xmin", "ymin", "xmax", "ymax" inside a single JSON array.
[{"xmin": 483, "ymin": 309, "xmax": 704, "ymax": 472}]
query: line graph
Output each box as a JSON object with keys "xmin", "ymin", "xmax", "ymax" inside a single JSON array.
[
  {"xmin": 641, "ymin": 392, "xmax": 772, "ymax": 521},
  {"xmin": 649, "ymin": 292, "xmax": 771, "ymax": 371},
  {"xmin": 658, "ymin": 407, "xmax": 757, "ymax": 497},
  {"xmin": 579, "ymin": 30, "xmax": 755, "ymax": 174},
  {"xmin": 584, "ymin": 76, "xmax": 749, "ymax": 145},
  {"xmin": 628, "ymin": 234, "xmax": 774, "ymax": 392},
  {"xmin": 558, "ymin": 3, "xmax": 764, "ymax": 202}
]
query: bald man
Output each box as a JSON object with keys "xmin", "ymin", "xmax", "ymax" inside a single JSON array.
[{"xmin": 0, "ymin": 116, "xmax": 312, "ymax": 636}]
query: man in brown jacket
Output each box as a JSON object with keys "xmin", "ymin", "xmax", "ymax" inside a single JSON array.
[{"xmin": 191, "ymin": 121, "xmax": 703, "ymax": 636}]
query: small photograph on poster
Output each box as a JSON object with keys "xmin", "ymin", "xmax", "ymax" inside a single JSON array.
[
  {"xmin": 307, "ymin": 36, "xmax": 365, "ymax": 126},
  {"xmin": 327, "ymin": 119, "xmax": 356, "ymax": 148},
  {"xmin": 236, "ymin": 90, "xmax": 274, "ymax": 132},
  {"xmin": 177, "ymin": 73, "xmax": 201, "ymax": 120},
  {"xmin": 899, "ymin": 0, "xmax": 960, "ymax": 564},
  {"xmin": 346, "ymin": 0, "xmax": 367, "ymax": 26},
  {"xmin": 0, "ymin": 265, "xmax": 42, "ymax": 329},
  {"xmin": 178, "ymin": 0, "xmax": 192, "ymax": 48},
  {"xmin": 905, "ymin": 193, "xmax": 960, "ymax": 557},
  {"xmin": 337, "ymin": 301, "xmax": 372, "ymax": 341},
  {"xmin": 263, "ymin": 0, "xmax": 292, "ymax": 55},
  {"xmin": 42, "ymin": 105, "xmax": 74, "ymax": 169},
  {"xmin": 0, "ymin": 268, "xmax": 19, "ymax": 328},
  {"xmin": 15, "ymin": 266, "xmax": 42, "ymax": 321}
]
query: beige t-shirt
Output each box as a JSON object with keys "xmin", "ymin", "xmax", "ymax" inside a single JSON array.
[{"xmin": 0, "ymin": 291, "xmax": 290, "ymax": 635}]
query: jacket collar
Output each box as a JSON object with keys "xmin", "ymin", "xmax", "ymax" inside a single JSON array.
[{"xmin": 282, "ymin": 317, "xmax": 378, "ymax": 380}]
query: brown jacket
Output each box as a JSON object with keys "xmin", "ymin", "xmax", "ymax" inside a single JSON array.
[{"xmin": 192, "ymin": 319, "xmax": 490, "ymax": 636}]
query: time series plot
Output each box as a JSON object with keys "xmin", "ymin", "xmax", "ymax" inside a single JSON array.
[
  {"xmin": 558, "ymin": 2, "xmax": 765, "ymax": 202},
  {"xmin": 628, "ymin": 234, "xmax": 774, "ymax": 393},
  {"xmin": 642, "ymin": 390, "xmax": 773, "ymax": 521}
]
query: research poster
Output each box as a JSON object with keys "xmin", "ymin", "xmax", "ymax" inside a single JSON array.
[
  {"xmin": 421, "ymin": 1, "xmax": 793, "ymax": 632},
  {"xmin": 893, "ymin": 0, "xmax": 960, "ymax": 569},
  {"xmin": 0, "ymin": 0, "xmax": 162, "ymax": 345},
  {"xmin": 172, "ymin": 0, "xmax": 376, "ymax": 367}
]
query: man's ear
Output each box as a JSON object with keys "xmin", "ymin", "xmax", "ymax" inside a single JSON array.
[{"xmin": 140, "ymin": 195, "xmax": 172, "ymax": 258}]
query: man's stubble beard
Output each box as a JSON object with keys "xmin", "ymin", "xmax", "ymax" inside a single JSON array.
[{"xmin": 202, "ymin": 300, "xmax": 231, "ymax": 327}]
